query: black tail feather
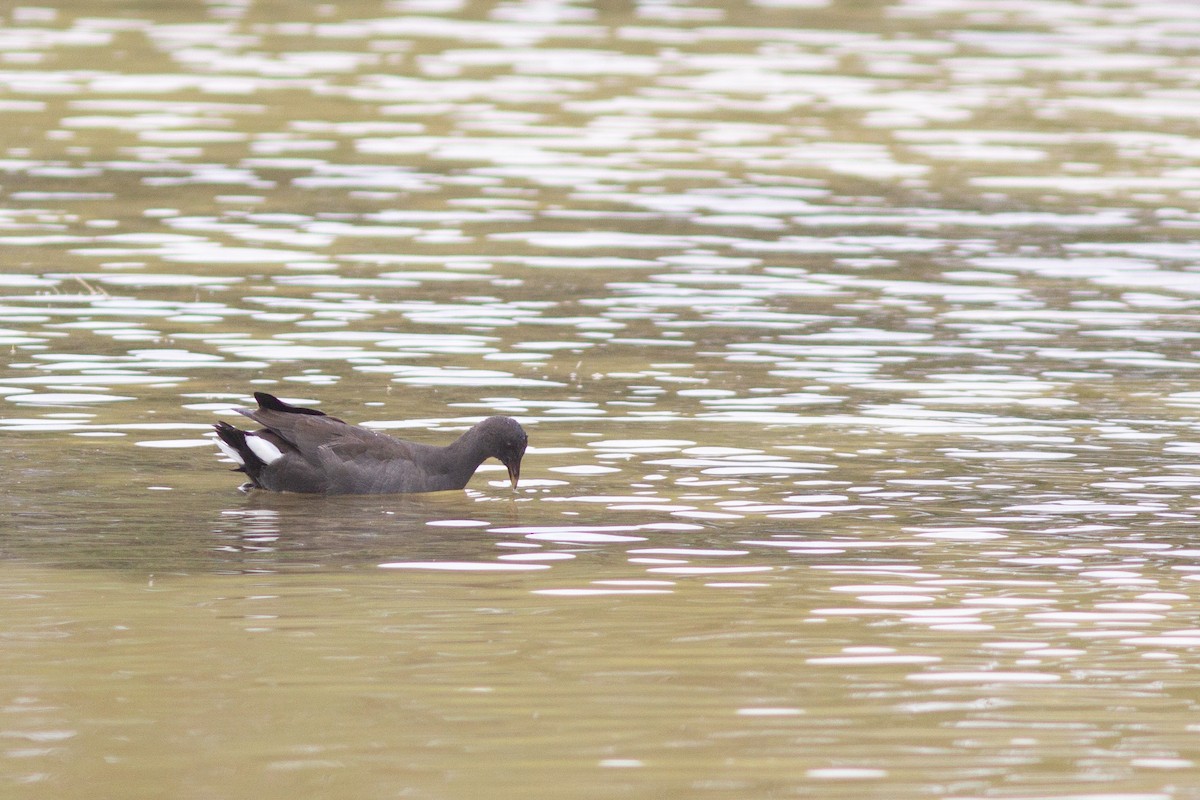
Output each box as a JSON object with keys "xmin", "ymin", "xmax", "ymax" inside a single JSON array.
[
  {"xmin": 254, "ymin": 391, "xmax": 327, "ymax": 417},
  {"xmin": 213, "ymin": 420, "xmax": 250, "ymax": 475}
]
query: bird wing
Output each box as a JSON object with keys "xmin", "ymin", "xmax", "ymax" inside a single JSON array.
[
  {"xmin": 312, "ymin": 431, "xmax": 437, "ymax": 494},
  {"xmin": 242, "ymin": 408, "xmax": 441, "ymax": 493}
]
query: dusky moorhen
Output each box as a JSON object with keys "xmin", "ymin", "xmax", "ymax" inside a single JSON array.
[{"xmin": 213, "ymin": 392, "xmax": 527, "ymax": 494}]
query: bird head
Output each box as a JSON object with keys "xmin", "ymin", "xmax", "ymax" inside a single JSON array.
[{"xmin": 481, "ymin": 416, "xmax": 528, "ymax": 489}]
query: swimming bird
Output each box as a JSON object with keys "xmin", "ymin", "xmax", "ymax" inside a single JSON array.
[{"xmin": 213, "ymin": 392, "xmax": 527, "ymax": 494}]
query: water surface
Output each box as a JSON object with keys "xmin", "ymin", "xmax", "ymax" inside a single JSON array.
[{"xmin": 4, "ymin": 0, "xmax": 1200, "ymax": 797}]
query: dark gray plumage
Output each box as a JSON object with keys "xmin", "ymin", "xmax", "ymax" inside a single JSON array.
[{"xmin": 213, "ymin": 392, "xmax": 527, "ymax": 494}]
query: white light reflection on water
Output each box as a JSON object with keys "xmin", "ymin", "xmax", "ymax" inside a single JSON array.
[{"xmin": 7, "ymin": 0, "xmax": 1200, "ymax": 797}]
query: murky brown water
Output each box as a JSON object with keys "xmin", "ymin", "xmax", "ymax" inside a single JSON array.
[{"xmin": 5, "ymin": 0, "xmax": 1200, "ymax": 797}]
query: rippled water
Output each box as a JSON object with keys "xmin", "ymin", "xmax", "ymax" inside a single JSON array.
[{"xmin": 5, "ymin": 0, "xmax": 1200, "ymax": 797}]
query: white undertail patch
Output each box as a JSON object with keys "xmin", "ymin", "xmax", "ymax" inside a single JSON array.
[
  {"xmin": 246, "ymin": 434, "xmax": 284, "ymax": 465},
  {"xmin": 215, "ymin": 439, "xmax": 244, "ymax": 465}
]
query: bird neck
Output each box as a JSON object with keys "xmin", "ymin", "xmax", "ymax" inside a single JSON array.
[{"xmin": 440, "ymin": 425, "xmax": 492, "ymax": 478}]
